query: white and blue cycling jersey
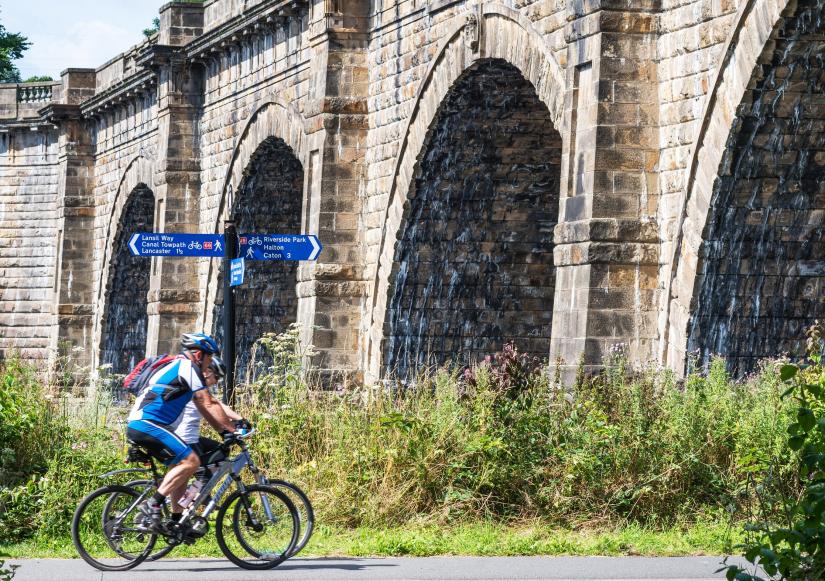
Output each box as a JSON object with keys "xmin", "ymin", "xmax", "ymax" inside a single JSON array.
[{"xmin": 128, "ymin": 357, "xmax": 207, "ymax": 426}]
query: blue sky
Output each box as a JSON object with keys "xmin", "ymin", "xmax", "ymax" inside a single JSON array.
[{"xmin": 3, "ymin": 1, "xmax": 161, "ymax": 79}]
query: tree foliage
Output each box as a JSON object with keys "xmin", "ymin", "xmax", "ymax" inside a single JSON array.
[
  {"xmin": 142, "ymin": 17, "xmax": 160, "ymax": 40},
  {"xmin": 0, "ymin": 20, "xmax": 30, "ymax": 83},
  {"xmin": 724, "ymin": 323, "xmax": 825, "ymax": 580}
]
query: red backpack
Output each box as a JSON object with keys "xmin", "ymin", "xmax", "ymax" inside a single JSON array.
[{"xmin": 123, "ymin": 354, "xmax": 177, "ymax": 396}]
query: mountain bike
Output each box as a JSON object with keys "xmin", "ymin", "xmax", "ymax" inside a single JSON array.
[
  {"xmin": 104, "ymin": 437, "xmax": 314, "ymax": 562},
  {"xmin": 71, "ymin": 430, "xmax": 299, "ymax": 571}
]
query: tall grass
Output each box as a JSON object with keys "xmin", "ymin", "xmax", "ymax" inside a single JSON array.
[
  {"xmin": 0, "ymin": 333, "xmax": 796, "ymax": 546},
  {"xmin": 237, "ymin": 331, "xmax": 794, "ymax": 528}
]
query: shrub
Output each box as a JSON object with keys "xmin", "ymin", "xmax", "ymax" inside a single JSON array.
[
  {"xmin": 0, "ymin": 357, "xmax": 121, "ymax": 542},
  {"xmin": 725, "ymin": 325, "xmax": 825, "ymax": 580},
  {"xmin": 235, "ymin": 340, "xmax": 792, "ymax": 529}
]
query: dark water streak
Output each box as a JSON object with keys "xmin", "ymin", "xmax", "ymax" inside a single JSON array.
[{"xmin": 688, "ymin": 0, "xmax": 825, "ymax": 376}]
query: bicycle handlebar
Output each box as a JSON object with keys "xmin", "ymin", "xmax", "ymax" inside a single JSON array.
[{"xmin": 221, "ymin": 427, "xmax": 256, "ymax": 448}]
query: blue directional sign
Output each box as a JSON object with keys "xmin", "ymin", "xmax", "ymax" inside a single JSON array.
[
  {"xmin": 238, "ymin": 234, "xmax": 322, "ymax": 261},
  {"xmin": 128, "ymin": 233, "xmax": 225, "ymax": 257},
  {"xmin": 230, "ymin": 258, "xmax": 245, "ymax": 287}
]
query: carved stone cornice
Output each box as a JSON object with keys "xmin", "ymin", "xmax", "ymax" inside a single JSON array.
[
  {"xmin": 78, "ymin": 71, "xmax": 157, "ymax": 118},
  {"xmin": 186, "ymin": 0, "xmax": 309, "ymax": 61},
  {"xmin": 38, "ymin": 103, "xmax": 83, "ymax": 123}
]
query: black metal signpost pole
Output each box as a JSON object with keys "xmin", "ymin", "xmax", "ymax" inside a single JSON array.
[{"xmin": 223, "ymin": 220, "xmax": 238, "ymax": 405}]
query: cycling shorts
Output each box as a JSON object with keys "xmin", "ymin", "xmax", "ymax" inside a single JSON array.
[
  {"xmin": 190, "ymin": 436, "xmax": 226, "ymax": 467},
  {"xmin": 126, "ymin": 419, "xmax": 193, "ymax": 466}
]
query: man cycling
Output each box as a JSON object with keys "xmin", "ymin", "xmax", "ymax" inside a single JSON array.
[
  {"xmin": 173, "ymin": 356, "xmax": 247, "ymax": 475},
  {"xmin": 126, "ymin": 333, "xmax": 237, "ymax": 531}
]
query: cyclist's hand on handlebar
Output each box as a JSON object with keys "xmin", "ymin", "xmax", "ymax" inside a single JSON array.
[{"xmin": 235, "ymin": 418, "xmax": 253, "ymax": 432}]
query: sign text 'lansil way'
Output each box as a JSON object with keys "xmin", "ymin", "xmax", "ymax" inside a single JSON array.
[
  {"xmin": 239, "ymin": 234, "xmax": 322, "ymax": 261},
  {"xmin": 128, "ymin": 233, "xmax": 225, "ymax": 257}
]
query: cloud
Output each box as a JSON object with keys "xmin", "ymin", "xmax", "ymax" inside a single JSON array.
[
  {"xmin": 20, "ymin": 20, "xmax": 143, "ymax": 78},
  {"xmin": 1, "ymin": 0, "xmax": 161, "ymax": 80}
]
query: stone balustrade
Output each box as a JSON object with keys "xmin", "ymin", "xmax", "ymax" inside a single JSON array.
[{"xmin": 16, "ymin": 83, "xmax": 54, "ymax": 103}]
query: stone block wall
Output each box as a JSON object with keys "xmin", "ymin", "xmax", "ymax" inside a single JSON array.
[
  {"xmin": 0, "ymin": 0, "xmax": 820, "ymax": 382},
  {"xmin": 0, "ymin": 128, "xmax": 59, "ymax": 361}
]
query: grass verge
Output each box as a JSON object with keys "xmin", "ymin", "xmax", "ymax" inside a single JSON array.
[{"xmin": 1, "ymin": 520, "xmax": 739, "ymax": 559}]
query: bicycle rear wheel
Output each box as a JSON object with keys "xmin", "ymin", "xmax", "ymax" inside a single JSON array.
[
  {"xmin": 266, "ymin": 479, "xmax": 314, "ymax": 556},
  {"xmin": 72, "ymin": 485, "xmax": 157, "ymax": 571},
  {"xmin": 104, "ymin": 480, "xmax": 176, "ymax": 562},
  {"xmin": 215, "ymin": 484, "xmax": 298, "ymax": 569}
]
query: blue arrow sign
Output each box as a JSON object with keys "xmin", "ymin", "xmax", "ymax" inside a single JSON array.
[
  {"xmin": 239, "ymin": 234, "xmax": 322, "ymax": 261},
  {"xmin": 128, "ymin": 232, "xmax": 225, "ymax": 257},
  {"xmin": 230, "ymin": 258, "xmax": 245, "ymax": 287}
]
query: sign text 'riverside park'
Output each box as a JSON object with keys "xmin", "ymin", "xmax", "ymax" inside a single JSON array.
[{"xmin": 128, "ymin": 233, "xmax": 322, "ymax": 261}]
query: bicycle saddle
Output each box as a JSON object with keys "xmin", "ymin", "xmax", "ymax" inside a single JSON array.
[{"xmin": 125, "ymin": 444, "xmax": 153, "ymax": 464}]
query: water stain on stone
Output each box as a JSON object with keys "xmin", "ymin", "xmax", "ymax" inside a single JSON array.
[
  {"xmin": 212, "ymin": 137, "xmax": 303, "ymax": 382},
  {"xmin": 688, "ymin": 0, "xmax": 825, "ymax": 376},
  {"xmin": 383, "ymin": 59, "xmax": 561, "ymax": 380},
  {"xmin": 100, "ymin": 184, "xmax": 154, "ymax": 374}
]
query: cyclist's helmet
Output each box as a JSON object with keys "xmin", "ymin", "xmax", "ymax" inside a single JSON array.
[
  {"xmin": 181, "ymin": 333, "xmax": 220, "ymax": 355},
  {"xmin": 209, "ymin": 356, "xmax": 226, "ymax": 379}
]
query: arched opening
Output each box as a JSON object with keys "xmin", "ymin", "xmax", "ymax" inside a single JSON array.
[
  {"xmin": 213, "ymin": 137, "xmax": 303, "ymax": 381},
  {"xmin": 382, "ymin": 59, "xmax": 562, "ymax": 379},
  {"xmin": 100, "ymin": 184, "xmax": 154, "ymax": 374},
  {"xmin": 687, "ymin": 0, "xmax": 825, "ymax": 376}
]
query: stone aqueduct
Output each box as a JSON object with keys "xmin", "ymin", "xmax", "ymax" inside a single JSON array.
[{"xmin": 0, "ymin": 0, "xmax": 823, "ymax": 382}]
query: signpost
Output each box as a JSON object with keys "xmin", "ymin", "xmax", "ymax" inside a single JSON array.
[
  {"xmin": 128, "ymin": 228, "xmax": 322, "ymax": 405},
  {"xmin": 222, "ymin": 221, "xmax": 239, "ymax": 405},
  {"xmin": 128, "ymin": 232, "xmax": 224, "ymax": 257},
  {"xmin": 239, "ymin": 234, "xmax": 322, "ymax": 261},
  {"xmin": 229, "ymin": 258, "xmax": 245, "ymax": 287}
]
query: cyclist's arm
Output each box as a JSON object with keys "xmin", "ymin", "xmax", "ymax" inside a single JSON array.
[
  {"xmin": 192, "ymin": 389, "xmax": 235, "ymax": 434},
  {"xmin": 220, "ymin": 402, "xmax": 243, "ymax": 421}
]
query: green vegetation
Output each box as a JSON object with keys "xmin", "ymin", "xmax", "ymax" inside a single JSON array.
[
  {"xmin": 0, "ymin": 328, "xmax": 800, "ymax": 559},
  {"xmin": 22, "ymin": 76, "xmax": 52, "ymax": 83},
  {"xmin": 143, "ymin": 17, "xmax": 161, "ymax": 39},
  {"xmin": 0, "ymin": 18, "xmax": 30, "ymax": 83},
  {"xmin": 2, "ymin": 521, "xmax": 737, "ymax": 559},
  {"xmin": 724, "ymin": 325, "xmax": 825, "ymax": 580},
  {"xmin": 0, "ymin": 558, "xmax": 17, "ymax": 580}
]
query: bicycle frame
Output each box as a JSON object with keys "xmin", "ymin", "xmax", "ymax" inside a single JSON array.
[{"xmin": 100, "ymin": 440, "xmax": 276, "ymax": 535}]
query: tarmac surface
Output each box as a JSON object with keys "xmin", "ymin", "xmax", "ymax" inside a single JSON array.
[{"xmin": 7, "ymin": 556, "xmax": 760, "ymax": 580}]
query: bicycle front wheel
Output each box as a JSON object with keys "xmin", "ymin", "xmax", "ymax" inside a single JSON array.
[
  {"xmin": 72, "ymin": 485, "xmax": 157, "ymax": 571},
  {"xmin": 267, "ymin": 479, "xmax": 314, "ymax": 556},
  {"xmin": 215, "ymin": 484, "xmax": 298, "ymax": 569}
]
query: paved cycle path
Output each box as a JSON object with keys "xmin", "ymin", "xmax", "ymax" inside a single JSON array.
[{"xmin": 8, "ymin": 556, "xmax": 758, "ymax": 580}]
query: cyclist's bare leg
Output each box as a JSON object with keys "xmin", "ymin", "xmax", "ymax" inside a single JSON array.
[
  {"xmin": 167, "ymin": 482, "xmax": 187, "ymax": 514},
  {"xmin": 158, "ymin": 451, "xmax": 200, "ymax": 508}
]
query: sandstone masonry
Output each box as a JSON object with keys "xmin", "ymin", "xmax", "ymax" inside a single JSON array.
[{"xmin": 0, "ymin": 0, "xmax": 821, "ymax": 382}]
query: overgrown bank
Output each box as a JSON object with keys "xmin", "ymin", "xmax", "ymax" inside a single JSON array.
[{"xmin": 0, "ymin": 333, "xmax": 796, "ymax": 556}]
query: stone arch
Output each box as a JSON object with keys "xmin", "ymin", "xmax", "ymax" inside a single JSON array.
[
  {"xmin": 364, "ymin": 6, "xmax": 566, "ymax": 377},
  {"xmin": 201, "ymin": 99, "xmax": 307, "ymax": 335},
  {"xmin": 98, "ymin": 183, "xmax": 156, "ymax": 374},
  {"xmin": 93, "ymin": 154, "xmax": 156, "ymax": 370},
  {"xmin": 210, "ymin": 136, "xmax": 305, "ymax": 382},
  {"xmin": 666, "ymin": 0, "xmax": 825, "ymax": 375}
]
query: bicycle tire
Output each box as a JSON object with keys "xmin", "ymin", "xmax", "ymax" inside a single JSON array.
[
  {"xmin": 266, "ymin": 479, "xmax": 314, "ymax": 556},
  {"xmin": 215, "ymin": 484, "xmax": 298, "ymax": 570},
  {"xmin": 104, "ymin": 480, "xmax": 176, "ymax": 562},
  {"xmin": 72, "ymin": 484, "xmax": 157, "ymax": 571}
]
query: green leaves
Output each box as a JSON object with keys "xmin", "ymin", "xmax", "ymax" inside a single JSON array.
[
  {"xmin": 798, "ymin": 408, "xmax": 816, "ymax": 432},
  {"xmin": 735, "ymin": 346, "xmax": 825, "ymax": 580},
  {"xmin": 780, "ymin": 364, "xmax": 799, "ymax": 382}
]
